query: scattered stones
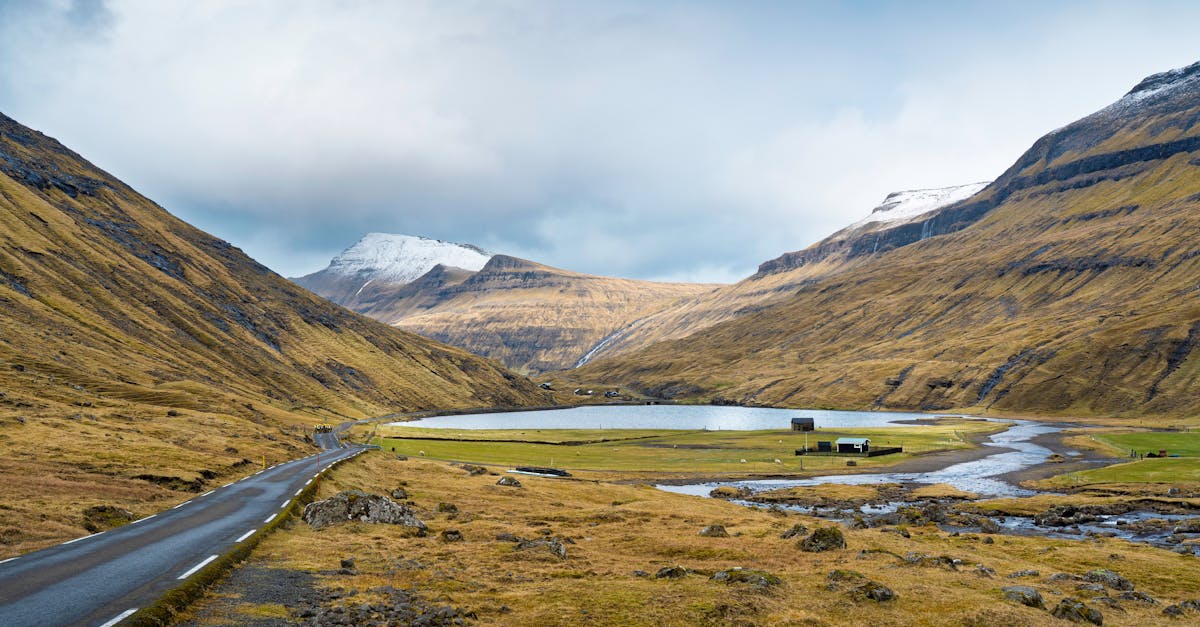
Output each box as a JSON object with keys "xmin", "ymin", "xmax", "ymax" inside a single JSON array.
[
  {"xmin": 458, "ymin": 463, "xmax": 488, "ymax": 476},
  {"xmin": 711, "ymin": 567, "xmax": 782, "ymax": 588},
  {"xmin": 780, "ymin": 523, "xmax": 809, "ymax": 539},
  {"xmin": 302, "ymin": 491, "xmax": 426, "ymax": 535},
  {"xmin": 496, "ymin": 476, "xmax": 522, "ymax": 487},
  {"xmin": 293, "ymin": 585, "xmax": 472, "ymax": 626},
  {"xmin": 1002, "ymin": 586, "xmax": 1045, "ymax": 609},
  {"xmin": 514, "ymin": 537, "xmax": 567, "ymax": 559},
  {"xmin": 655, "ymin": 565, "xmax": 687, "ymax": 579},
  {"xmin": 1172, "ymin": 518, "xmax": 1200, "ymax": 534},
  {"xmin": 391, "ymin": 487, "xmax": 409, "ymax": 500},
  {"xmin": 1163, "ymin": 600, "xmax": 1200, "ymax": 616},
  {"xmin": 709, "ymin": 485, "xmax": 752, "ymax": 499},
  {"xmin": 1050, "ymin": 598, "xmax": 1103, "ymax": 625},
  {"xmin": 698, "ymin": 525, "xmax": 729, "ymax": 538},
  {"xmin": 1083, "ymin": 569, "xmax": 1133, "ymax": 591},
  {"xmin": 800, "ymin": 527, "xmax": 846, "ymax": 552},
  {"xmin": 904, "ymin": 553, "xmax": 960, "ymax": 571},
  {"xmin": 975, "ymin": 565, "xmax": 997, "ymax": 578},
  {"xmin": 1007, "ymin": 569, "xmax": 1040, "ymax": 579},
  {"xmin": 440, "ymin": 529, "xmax": 463, "ymax": 543}
]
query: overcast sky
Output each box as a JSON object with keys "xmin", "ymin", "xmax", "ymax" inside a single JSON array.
[{"xmin": 1, "ymin": 1, "xmax": 1198, "ymax": 283}]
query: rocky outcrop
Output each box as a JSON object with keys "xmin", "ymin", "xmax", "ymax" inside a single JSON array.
[
  {"xmin": 800, "ymin": 527, "xmax": 845, "ymax": 552},
  {"xmin": 302, "ymin": 491, "xmax": 426, "ymax": 534}
]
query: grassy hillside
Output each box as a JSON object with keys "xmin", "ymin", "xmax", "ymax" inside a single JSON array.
[
  {"xmin": 572, "ymin": 62, "xmax": 1200, "ymax": 421},
  {"xmin": 0, "ymin": 112, "xmax": 551, "ymax": 554},
  {"xmin": 328, "ymin": 254, "xmax": 718, "ymax": 374}
]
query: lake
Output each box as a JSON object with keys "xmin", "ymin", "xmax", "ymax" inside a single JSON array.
[{"xmin": 388, "ymin": 404, "xmax": 974, "ymax": 431}]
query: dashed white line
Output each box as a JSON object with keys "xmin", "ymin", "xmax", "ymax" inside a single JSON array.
[
  {"xmin": 200, "ymin": 490, "xmax": 214, "ymax": 497},
  {"xmin": 222, "ymin": 482, "xmax": 233, "ymax": 488},
  {"xmin": 305, "ymin": 479, "xmax": 312, "ymax": 485},
  {"xmin": 98, "ymin": 607, "xmax": 138, "ymax": 627},
  {"xmin": 177, "ymin": 554, "xmax": 219, "ymax": 580},
  {"xmin": 280, "ymin": 500, "xmax": 290, "ymax": 509},
  {"xmin": 61, "ymin": 535, "xmax": 89, "ymax": 545},
  {"xmin": 294, "ymin": 488, "xmax": 303, "ymax": 496},
  {"xmin": 131, "ymin": 514, "xmax": 157, "ymax": 525},
  {"xmin": 172, "ymin": 500, "xmax": 190, "ymax": 510},
  {"xmin": 0, "ymin": 556, "xmax": 17, "ymax": 565},
  {"xmin": 235, "ymin": 529, "xmax": 257, "ymax": 543},
  {"xmin": 264, "ymin": 513, "xmax": 277, "ymax": 524}
]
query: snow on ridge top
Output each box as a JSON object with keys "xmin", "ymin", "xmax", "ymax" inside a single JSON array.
[
  {"xmin": 847, "ymin": 182, "xmax": 990, "ymax": 231},
  {"xmin": 326, "ymin": 233, "xmax": 493, "ymax": 284}
]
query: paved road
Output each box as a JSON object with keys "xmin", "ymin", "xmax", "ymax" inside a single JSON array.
[{"xmin": 0, "ymin": 431, "xmax": 361, "ymax": 627}]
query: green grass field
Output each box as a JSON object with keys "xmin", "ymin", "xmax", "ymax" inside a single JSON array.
[
  {"xmin": 1094, "ymin": 431, "xmax": 1200, "ymax": 457},
  {"xmin": 373, "ymin": 420, "xmax": 1004, "ymax": 476},
  {"xmin": 1041, "ymin": 457, "xmax": 1200, "ymax": 487}
]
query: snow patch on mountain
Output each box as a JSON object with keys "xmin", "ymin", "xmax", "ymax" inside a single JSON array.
[
  {"xmin": 323, "ymin": 233, "xmax": 492, "ymax": 285},
  {"xmin": 847, "ymin": 182, "xmax": 990, "ymax": 231}
]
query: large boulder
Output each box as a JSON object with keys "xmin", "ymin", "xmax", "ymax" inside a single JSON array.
[
  {"xmin": 302, "ymin": 490, "xmax": 426, "ymax": 534},
  {"xmin": 1083, "ymin": 569, "xmax": 1133, "ymax": 591},
  {"xmin": 800, "ymin": 527, "xmax": 846, "ymax": 552},
  {"xmin": 1002, "ymin": 586, "xmax": 1045, "ymax": 609},
  {"xmin": 1051, "ymin": 599, "xmax": 1103, "ymax": 625},
  {"xmin": 699, "ymin": 524, "xmax": 729, "ymax": 537}
]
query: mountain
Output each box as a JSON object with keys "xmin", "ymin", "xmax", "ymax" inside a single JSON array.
[
  {"xmin": 293, "ymin": 233, "xmax": 492, "ymax": 310},
  {"xmin": 0, "ymin": 112, "xmax": 550, "ymax": 553},
  {"xmin": 570, "ymin": 183, "xmax": 992, "ymax": 366},
  {"xmin": 297, "ymin": 240, "xmax": 718, "ymax": 374},
  {"xmin": 573, "ymin": 60, "xmax": 1200, "ymax": 420}
]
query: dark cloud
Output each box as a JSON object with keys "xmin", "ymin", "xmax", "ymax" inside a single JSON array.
[{"xmin": 1, "ymin": 1, "xmax": 1197, "ymax": 281}]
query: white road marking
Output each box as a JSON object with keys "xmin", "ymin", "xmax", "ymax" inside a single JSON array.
[
  {"xmin": 0, "ymin": 556, "xmax": 17, "ymax": 565},
  {"xmin": 172, "ymin": 501, "xmax": 190, "ymax": 510},
  {"xmin": 264, "ymin": 513, "xmax": 277, "ymax": 524},
  {"xmin": 98, "ymin": 608, "xmax": 138, "ymax": 627},
  {"xmin": 222, "ymin": 483, "xmax": 233, "ymax": 488},
  {"xmin": 200, "ymin": 490, "xmax": 214, "ymax": 497},
  {"xmin": 280, "ymin": 500, "xmax": 290, "ymax": 509},
  {"xmin": 177, "ymin": 554, "xmax": 219, "ymax": 580},
  {"xmin": 235, "ymin": 529, "xmax": 256, "ymax": 543},
  {"xmin": 61, "ymin": 535, "xmax": 89, "ymax": 545},
  {"xmin": 295, "ymin": 489, "xmax": 303, "ymax": 496},
  {"xmin": 305, "ymin": 479, "xmax": 312, "ymax": 485},
  {"xmin": 131, "ymin": 514, "xmax": 157, "ymax": 525}
]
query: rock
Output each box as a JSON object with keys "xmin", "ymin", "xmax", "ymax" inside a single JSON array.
[
  {"xmin": 780, "ymin": 523, "xmax": 809, "ymax": 539},
  {"xmin": 436, "ymin": 502, "xmax": 459, "ymax": 514},
  {"xmin": 495, "ymin": 532, "xmax": 522, "ymax": 543},
  {"xmin": 848, "ymin": 515, "xmax": 869, "ymax": 530},
  {"xmin": 1116, "ymin": 590, "xmax": 1157, "ymax": 604},
  {"xmin": 391, "ymin": 488, "xmax": 408, "ymax": 500},
  {"xmin": 978, "ymin": 517, "xmax": 1001, "ymax": 534},
  {"xmin": 1007, "ymin": 569, "xmax": 1040, "ymax": 579},
  {"xmin": 1083, "ymin": 569, "xmax": 1133, "ymax": 591},
  {"xmin": 632, "ymin": 570, "xmax": 650, "ymax": 578},
  {"xmin": 514, "ymin": 537, "xmax": 567, "ymax": 559},
  {"xmin": 1049, "ymin": 572, "xmax": 1082, "ymax": 583},
  {"xmin": 1172, "ymin": 518, "xmax": 1200, "ymax": 534},
  {"xmin": 496, "ymin": 476, "xmax": 522, "ymax": 487},
  {"xmin": 1168, "ymin": 487, "xmax": 1182, "ymax": 496},
  {"xmin": 711, "ymin": 568, "xmax": 782, "ymax": 588},
  {"xmin": 801, "ymin": 527, "xmax": 846, "ymax": 552},
  {"xmin": 982, "ymin": 536, "xmax": 995, "ymax": 544},
  {"xmin": 1077, "ymin": 583, "xmax": 1106, "ymax": 593},
  {"xmin": 338, "ymin": 556, "xmax": 357, "ymax": 575},
  {"xmin": 709, "ymin": 485, "xmax": 752, "ymax": 499},
  {"xmin": 340, "ymin": 557, "xmax": 356, "ymax": 569},
  {"xmin": 302, "ymin": 491, "xmax": 427, "ymax": 535},
  {"xmin": 881, "ymin": 526, "xmax": 910, "ymax": 538},
  {"xmin": 1051, "ymin": 599, "xmax": 1103, "ymax": 625},
  {"xmin": 850, "ymin": 581, "xmax": 895, "ymax": 602},
  {"xmin": 655, "ymin": 565, "xmax": 687, "ymax": 579},
  {"xmin": 395, "ymin": 455, "xmax": 408, "ymax": 461},
  {"xmin": 81, "ymin": 505, "xmax": 136, "ymax": 533},
  {"xmin": 975, "ymin": 565, "xmax": 997, "ymax": 578},
  {"xmin": 1002, "ymin": 586, "xmax": 1045, "ymax": 609},
  {"xmin": 440, "ymin": 529, "xmax": 463, "ymax": 543},
  {"xmin": 826, "ymin": 570, "xmax": 866, "ymax": 586},
  {"xmin": 1047, "ymin": 453, "xmax": 1066, "ymax": 463},
  {"xmin": 698, "ymin": 525, "xmax": 729, "ymax": 538}
]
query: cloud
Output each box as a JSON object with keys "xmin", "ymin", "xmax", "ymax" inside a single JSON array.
[{"xmin": 1, "ymin": 1, "xmax": 1198, "ymax": 281}]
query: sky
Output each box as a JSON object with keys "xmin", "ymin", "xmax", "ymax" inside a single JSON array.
[{"xmin": 1, "ymin": 1, "xmax": 1198, "ymax": 283}]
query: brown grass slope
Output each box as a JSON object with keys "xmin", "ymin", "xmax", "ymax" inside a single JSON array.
[
  {"xmin": 0, "ymin": 112, "xmax": 550, "ymax": 554},
  {"xmin": 574, "ymin": 62, "xmax": 1200, "ymax": 420},
  {"xmin": 325, "ymin": 253, "xmax": 718, "ymax": 374}
]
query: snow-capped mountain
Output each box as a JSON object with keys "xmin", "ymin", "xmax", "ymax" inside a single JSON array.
[
  {"xmin": 846, "ymin": 182, "xmax": 990, "ymax": 232},
  {"xmin": 293, "ymin": 233, "xmax": 493, "ymax": 308},
  {"xmin": 322, "ymin": 233, "xmax": 492, "ymax": 284}
]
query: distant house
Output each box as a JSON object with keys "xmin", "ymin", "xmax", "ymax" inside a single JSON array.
[
  {"xmin": 791, "ymin": 417, "xmax": 814, "ymax": 431},
  {"xmin": 836, "ymin": 437, "xmax": 870, "ymax": 453}
]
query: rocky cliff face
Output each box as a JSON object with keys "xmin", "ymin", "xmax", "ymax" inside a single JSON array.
[{"xmin": 573, "ymin": 61, "xmax": 1200, "ymax": 420}]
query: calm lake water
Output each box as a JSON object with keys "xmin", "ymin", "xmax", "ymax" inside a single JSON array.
[{"xmin": 388, "ymin": 404, "xmax": 972, "ymax": 431}]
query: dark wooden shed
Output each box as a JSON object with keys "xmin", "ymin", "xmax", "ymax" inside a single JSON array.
[{"xmin": 790, "ymin": 417, "xmax": 815, "ymax": 431}]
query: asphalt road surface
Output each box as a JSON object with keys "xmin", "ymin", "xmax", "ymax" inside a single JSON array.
[{"xmin": 0, "ymin": 430, "xmax": 361, "ymax": 627}]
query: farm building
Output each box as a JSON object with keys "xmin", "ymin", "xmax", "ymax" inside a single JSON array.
[
  {"xmin": 835, "ymin": 437, "xmax": 870, "ymax": 453},
  {"xmin": 790, "ymin": 417, "xmax": 815, "ymax": 431}
]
